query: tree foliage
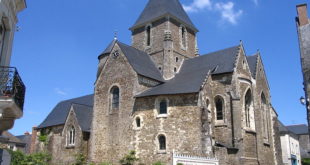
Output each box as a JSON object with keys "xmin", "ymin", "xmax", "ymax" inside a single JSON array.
[
  {"xmin": 9, "ymin": 150, "xmax": 51, "ymax": 165},
  {"xmin": 119, "ymin": 150, "xmax": 139, "ymax": 165},
  {"xmin": 152, "ymin": 161, "xmax": 165, "ymax": 165}
]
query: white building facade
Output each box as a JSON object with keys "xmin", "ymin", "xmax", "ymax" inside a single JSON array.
[
  {"xmin": 0, "ymin": 0, "xmax": 26, "ymax": 132},
  {"xmin": 279, "ymin": 121, "xmax": 301, "ymax": 165}
]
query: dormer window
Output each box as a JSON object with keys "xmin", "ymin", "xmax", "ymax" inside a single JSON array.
[
  {"xmin": 146, "ymin": 25, "xmax": 152, "ymax": 47},
  {"xmin": 180, "ymin": 25, "xmax": 187, "ymax": 50}
]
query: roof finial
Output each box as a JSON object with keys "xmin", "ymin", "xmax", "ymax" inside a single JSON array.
[{"xmin": 114, "ymin": 30, "xmax": 118, "ymax": 40}]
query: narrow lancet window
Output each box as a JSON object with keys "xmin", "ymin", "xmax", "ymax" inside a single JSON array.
[
  {"xmin": 159, "ymin": 100, "xmax": 167, "ymax": 114},
  {"xmin": 245, "ymin": 90, "xmax": 252, "ymax": 127},
  {"xmin": 111, "ymin": 86, "xmax": 120, "ymax": 109},
  {"xmin": 158, "ymin": 135, "xmax": 166, "ymax": 150},
  {"xmin": 146, "ymin": 25, "xmax": 151, "ymax": 46},
  {"xmin": 215, "ymin": 96, "xmax": 224, "ymax": 120}
]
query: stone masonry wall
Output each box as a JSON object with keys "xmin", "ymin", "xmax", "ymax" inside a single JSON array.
[
  {"xmin": 133, "ymin": 94, "xmax": 202, "ymax": 164},
  {"xmin": 90, "ymin": 43, "xmax": 150, "ymax": 164}
]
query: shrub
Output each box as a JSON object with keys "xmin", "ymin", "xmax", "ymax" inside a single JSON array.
[
  {"xmin": 73, "ymin": 153, "xmax": 87, "ymax": 165},
  {"xmin": 119, "ymin": 150, "xmax": 139, "ymax": 165},
  {"xmin": 152, "ymin": 161, "xmax": 165, "ymax": 165},
  {"xmin": 99, "ymin": 163, "xmax": 113, "ymax": 165},
  {"xmin": 9, "ymin": 150, "xmax": 51, "ymax": 165},
  {"xmin": 177, "ymin": 163, "xmax": 184, "ymax": 165},
  {"xmin": 302, "ymin": 158, "xmax": 310, "ymax": 165}
]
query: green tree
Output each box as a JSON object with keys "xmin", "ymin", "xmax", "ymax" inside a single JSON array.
[
  {"xmin": 9, "ymin": 150, "xmax": 51, "ymax": 165},
  {"xmin": 119, "ymin": 150, "xmax": 139, "ymax": 165}
]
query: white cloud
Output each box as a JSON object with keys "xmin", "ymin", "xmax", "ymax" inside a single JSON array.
[
  {"xmin": 54, "ymin": 88, "xmax": 67, "ymax": 96},
  {"xmin": 215, "ymin": 2, "xmax": 243, "ymax": 25},
  {"xmin": 183, "ymin": 0, "xmax": 212, "ymax": 13},
  {"xmin": 183, "ymin": 0, "xmax": 243, "ymax": 25}
]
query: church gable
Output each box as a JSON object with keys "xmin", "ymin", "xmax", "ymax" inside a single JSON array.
[
  {"xmin": 234, "ymin": 44, "xmax": 253, "ymax": 80},
  {"xmin": 96, "ymin": 40, "xmax": 164, "ymax": 86}
]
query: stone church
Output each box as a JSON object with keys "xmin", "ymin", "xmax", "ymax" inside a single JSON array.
[{"xmin": 35, "ymin": 0, "xmax": 283, "ymax": 164}]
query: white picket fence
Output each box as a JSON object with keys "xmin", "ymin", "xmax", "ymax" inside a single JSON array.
[{"xmin": 173, "ymin": 152, "xmax": 219, "ymax": 165}]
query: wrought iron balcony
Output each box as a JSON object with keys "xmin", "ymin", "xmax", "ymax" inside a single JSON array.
[{"xmin": 0, "ymin": 66, "xmax": 25, "ymax": 113}]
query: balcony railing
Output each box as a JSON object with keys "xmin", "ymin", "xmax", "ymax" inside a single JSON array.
[{"xmin": 0, "ymin": 66, "xmax": 25, "ymax": 111}]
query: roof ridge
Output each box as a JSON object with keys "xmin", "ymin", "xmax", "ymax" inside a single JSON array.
[
  {"xmin": 200, "ymin": 45, "xmax": 240, "ymax": 57},
  {"xmin": 58, "ymin": 94, "xmax": 93, "ymax": 103}
]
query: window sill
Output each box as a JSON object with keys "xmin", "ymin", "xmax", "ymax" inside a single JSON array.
[
  {"xmin": 244, "ymin": 128, "xmax": 256, "ymax": 134},
  {"xmin": 156, "ymin": 114, "xmax": 168, "ymax": 119},
  {"xmin": 215, "ymin": 121, "xmax": 226, "ymax": 127},
  {"xmin": 65, "ymin": 145, "xmax": 75, "ymax": 149},
  {"xmin": 157, "ymin": 150, "xmax": 167, "ymax": 154}
]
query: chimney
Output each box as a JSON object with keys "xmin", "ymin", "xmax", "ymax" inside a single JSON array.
[
  {"xmin": 297, "ymin": 4, "xmax": 309, "ymax": 26},
  {"xmin": 24, "ymin": 131, "xmax": 30, "ymax": 135},
  {"xmin": 30, "ymin": 126, "xmax": 37, "ymax": 153}
]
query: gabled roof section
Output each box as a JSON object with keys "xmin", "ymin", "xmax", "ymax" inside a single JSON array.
[
  {"xmin": 38, "ymin": 94, "xmax": 94, "ymax": 129},
  {"xmin": 117, "ymin": 41, "xmax": 164, "ymax": 82},
  {"xmin": 246, "ymin": 54, "xmax": 258, "ymax": 78},
  {"xmin": 287, "ymin": 124, "xmax": 308, "ymax": 135},
  {"xmin": 131, "ymin": 0, "xmax": 198, "ymax": 32},
  {"xmin": 2, "ymin": 131, "xmax": 23, "ymax": 144},
  {"xmin": 72, "ymin": 104, "xmax": 93, "ymax": 132},
  {"xmin": 278, "ymin": 120, "xmax": 290, "ymax": 134},
  {"xmin": 98, "ymin": 39, "xmax": 117, "ymax": 59},
  {"xmin": 136, "ymin": 45, "xmax": 240, "ymax": 97}
]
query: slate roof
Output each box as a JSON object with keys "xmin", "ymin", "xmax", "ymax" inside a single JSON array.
[
  {"xmin": 38, "ymin": 94, "xmax": 94, "ymax": 129},
  {"xmin": 117, "ymin": 41, "xmax": 164, "ymax": 82},
  {"xmin": 72, "ymin": 104, "xmax": 93, "ymax": 132},
  {"xmin": 246, "ymin": 54, "xmax": 258, "ymax": 78},
  {"xmin": 131, "ymin": 0, "xmax": 198, "ymax": 32},
  {"xmin": 136, "ymin": 45, "xmax": 240, "ymax": 97},
  {"xmin": 278, "ymin": 120, "xmax": 290, "ymax": 134},
  {"xmin": 16, "ymin": 134, "xmax": 32, "ymax": 153},
  {"xmin": 287, "ymin": 124, "xmax": 308, "ymax": 135},
  {"xmin": 98, "ymin": 39, "xmax": 117, "ymax": 58},
  {"xmin": 2, "ymin": 131, "xmax": 23, "ymax": 144}
]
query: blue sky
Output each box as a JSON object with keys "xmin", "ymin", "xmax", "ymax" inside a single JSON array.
[{"xmin": 9, "ymin": 0, "xmax": 309, "ymax": 135}]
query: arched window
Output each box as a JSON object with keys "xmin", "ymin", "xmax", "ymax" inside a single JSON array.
[
  {"xmin": 159, "ymin": 100, "xmax": 167, "ymax": 114},
  {"xmin": 261, "ymin": 93, "xmax": 269, "ymax": 139},
  {"xmin": 67, "ymin": 126, "xmax": 75, "ymax": 146},
  {"xmin": 245, "ymin": 90, "xmax": 252, "ymax": 127},
  {"xmin": 136, "ymin": 117, "xmax": 141, "ymax": 128},
  {"xmin": 158, "ymin": 135, "xmax": 166, "ymax": 150},
  {"xmin": 215, "ymin": 96, "xmax": 224, "ymax": 120},
  {"xmin": 111, "ymin": 86, "xmax": 120, "ymax": 109},
  {"xmin": 146, "ymin": 25, "xmax": 151, "ymax": 46}
]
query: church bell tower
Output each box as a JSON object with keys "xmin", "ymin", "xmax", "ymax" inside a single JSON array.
[{"xmin": 130, "ymin": 0, "xmax": 199, "ymax": 80}]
